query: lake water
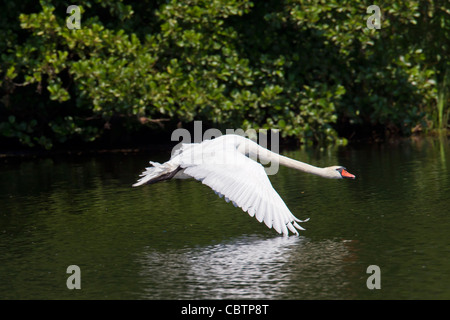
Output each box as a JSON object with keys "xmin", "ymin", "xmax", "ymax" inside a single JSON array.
[{"xmin": 0, "ymin": 136, "xmax": 449, "ymax": 300}]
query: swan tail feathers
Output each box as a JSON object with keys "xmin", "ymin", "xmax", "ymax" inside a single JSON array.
[{"xmin": 132, "ymin": 162, "xmax": 181, "ymax": 187}]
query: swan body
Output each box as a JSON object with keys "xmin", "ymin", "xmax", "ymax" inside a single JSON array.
[{"xmin": 133, "ymin": 134, "xmax": 355, "ymax": 236}]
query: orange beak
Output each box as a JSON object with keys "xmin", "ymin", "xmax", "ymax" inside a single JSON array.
[{"xmin": 341, "ymin": 169, "xmax": 356, "ymax": 179}]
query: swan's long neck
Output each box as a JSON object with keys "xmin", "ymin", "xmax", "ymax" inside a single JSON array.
[
  {"xmin": 242, "ymin": 139, "xmax": 327, "ymax": 177},
  {"xmin": 275, "ymin": 154, "xmax": 326, "ymax": 177}
]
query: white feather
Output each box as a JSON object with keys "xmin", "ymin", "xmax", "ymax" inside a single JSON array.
[{"xmin": 131, "ymin": 134, "xmax": 344, "ymax": 236}]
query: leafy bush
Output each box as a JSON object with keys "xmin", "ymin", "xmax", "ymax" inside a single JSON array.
[{"xmin": 0, "ymin": 0, "xmax": 448, "ymax": 149}]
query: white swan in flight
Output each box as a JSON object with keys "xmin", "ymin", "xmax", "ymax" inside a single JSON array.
[{"xmin": 133, "ymin": 134, "xmax": 355, "ymax": 236}]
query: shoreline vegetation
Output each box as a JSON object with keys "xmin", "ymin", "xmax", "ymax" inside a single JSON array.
[
  {"xmin": 1, "ymin": 1, "xmax": 449, "ymax": 154},
  {"xmin": 1, "ymin": 129, "xmax": 448, "ymax": 160}
]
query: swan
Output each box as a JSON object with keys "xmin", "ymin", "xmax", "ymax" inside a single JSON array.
[{"xmin": 133, "ymin": 134, "xmax": 355, "ymax": 236}]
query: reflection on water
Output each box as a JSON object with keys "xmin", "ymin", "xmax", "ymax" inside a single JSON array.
[
  {"xmin": 138, "ymin": 236, "xmax": 353, "ymax": 299},
  {"xmin": 0, "ymin": 136, "xmax": 449, "ymax": 299}
]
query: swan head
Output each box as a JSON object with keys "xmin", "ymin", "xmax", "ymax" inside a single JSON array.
[{"xmin": 324, "ymin": 166, "xmax": 356, "ymax": 179}]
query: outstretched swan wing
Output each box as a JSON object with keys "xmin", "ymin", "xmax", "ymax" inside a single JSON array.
[{"xmin": 180, "ymin": 148, "xmax": 307, "ymax": 236}]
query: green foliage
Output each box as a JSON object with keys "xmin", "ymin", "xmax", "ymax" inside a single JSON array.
[{"xmin": 1, "ymin": 0, "xmax": 449, "ymax": 149}]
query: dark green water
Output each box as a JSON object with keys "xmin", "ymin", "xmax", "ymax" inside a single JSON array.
[{"xmin": 1, "ymin": 137, "xmax": 449, "ymax": 299}]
